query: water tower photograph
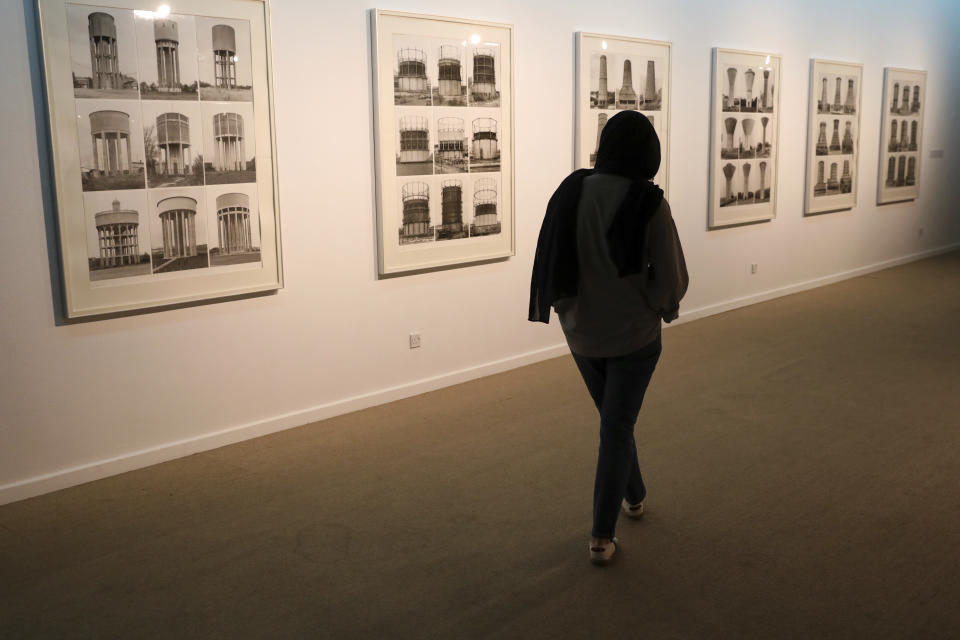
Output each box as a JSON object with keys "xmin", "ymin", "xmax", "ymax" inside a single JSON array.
[{"xmin": 67, "ymin": 5, "xmax": 140, "ymax": 99}]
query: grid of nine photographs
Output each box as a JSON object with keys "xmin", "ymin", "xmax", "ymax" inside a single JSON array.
[
  {"xmin": 393, "ymin": 35, "xmax": 503, "ymax": 245},
  {"xmin": 68, "ymin": 4, "xmax": 262, "ymax": 283},
  {"xmin": 810, "ymin": 70, "xmax": 860, "ymax": 204}
]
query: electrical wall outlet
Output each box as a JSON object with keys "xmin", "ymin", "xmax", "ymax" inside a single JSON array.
[
  {"xmin": 750, "ymin": 263, "xmax": 758, "ymax": 274},
  {"xmin": 409, "ymin": 332, "xmax": 421, "ymax": 349}
]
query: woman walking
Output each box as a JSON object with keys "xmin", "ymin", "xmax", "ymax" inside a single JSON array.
[{"xmin": 529, "ymin": 111, "xmax": 688, "ymax": 565}]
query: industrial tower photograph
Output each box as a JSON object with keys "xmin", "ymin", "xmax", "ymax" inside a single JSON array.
[
  {"xmin": 205, "ymin": 183, "xmax": 262, "ymax": 267},
  {"xmin": 142, "ymin": 101, "xmax": 205, "ymax": 188},
  {"xmin": 196, "ymin": 16, "xmax": 254, "ymax": 102},
  {"xmin": 467, "ymin": 44, "xmax": 500, "ymax": 107},
  {"xmin": 200, "ymin": 101, "xmax": 257, "ymax": 185},
  {"xmin": 432, "ymin": 42, "xmax": 467, "ymax": 106},
  {"xmin": 82, "ymin": 190, "xmax": 152, "ymax": 280},
  {"xmin": 67, "ymin": 5, "xmax": 140, "ymax": 99},
  {"xmin": 147, "ymin": 187, "xmax": 210, "ymax": 273},
  {"xmin": 395, "ymin": 109, "xmax": 435, "ymax": 176},
  {"xmin": 433, "ymin": 110, "xmax": 469, "ymax": 174},
  {"xmin": 74, "ymin": 100, "xmax": 147, "ymax": 192},
  {"xmin": 393, "ymin": 35, "xmax": 434, "ymax": 106},
  {"xmin": 133, "ymin": 11, "xmax": 200, "ymax": 100}
]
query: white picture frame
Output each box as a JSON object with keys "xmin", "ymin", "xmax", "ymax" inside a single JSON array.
[
  {"xmin": 804, "ymin": 59, "xmax": 864, "ymax": 215},
  {"xmin": 877, "ymin": 67, "xmax": 926, "ymax": 205},
  {"xmin": 709, "ymin": 47, "xmax": 782, "ymax": 229},
  {"xmin": 371, "ymin": 9, "xmax": 515, "ymax": 276},
  {"xmin": 575, "ymin": 32, "xmax": 671, "ymax": 196},
  {"xmin": 37, "ymin": 0, "xmax": 283, "ymax": 318}
]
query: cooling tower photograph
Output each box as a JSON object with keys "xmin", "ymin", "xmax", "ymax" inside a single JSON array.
[
  {"xmin": 67, "ymin": 5, "xmax": 140, "ymax": 99},
  {"xmin": 133, "ymin": 11, "xmax": 200, "ymax": 100},
  {"xmin": 142, "ymin": 101, "xmax": 205, "ymax": 188},
  {"xmin": 205, "ymin": 183, "xmax": 262, "ymax": 267},
  {"xmin": 200, "ymin": 101, "xmax": 256, "ymax": 185},
  {"xmin": 433, "ymin": 109, "xmax": 469, "ymax": 174},
  {"xmin": 432, "ymin": 41, "xmax": 467, "ymax": 106},
  {"xmin": 148, "ymin": 187, "xmax": 210, "ymax": 273},
  {"xmin": 75, "ymin": 100, "xmax": 147, "ymax": 191},
  {"xmin": 816, "ymin": 73, "xmax": 858, "ymax": 115},
  {"xmin": 83, "ymin": 190, "xmax": 152, "ymax": 280},
  {"xmin": 467, "ymin": 44, "xmax": 500, "ymax": 107},
  {"xmin": 395, "ymin": 109, "xmax": 435, "ymax": 176},
  {"xmin": 196, "ymin": 16, "xmax": 254, "ymax": 102},
  {"xmin": 393, "ymin": 35, "xmax": 434, "ymax": 106}
]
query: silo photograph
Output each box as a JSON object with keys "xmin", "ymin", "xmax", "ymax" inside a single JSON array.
[
  {"xmin": 467, "ymin": 44, "xmax": 500, "ymax": 107},
  {"xmin": 433, "ymin": 109, "xmax": 468, "ymax": 174},
  {"xmin": 74, "ymin": 100, "xmax": 147, "ymax": 191},
  {"xmin": 82, "ymin": 190, "xmax": 152, "ymax": 280},
  {"xmin": 67, "ymin": 5, "xmax": 140, "ymax": 99},
  {"xmin": 393, "ymin": 35, "xmax": 434, "ymax": 106},
  {"xmin": 200, "ymin": 101, "xmax": 256, "ymax": 185},
  {"xmin": 432, "ymin": 42, "xmax": 467, "ymax": 106},
  {"xmin": 147, "ymin": 186, "xmax": 210, "ymax": 273},
  {"xmin": 196, "ymin": 16, "xmax": 254, "ymax": 102},
  {"xmin": 468, "ymin": 114, "xmax": 500, "ymax": 172},
  {"xmin": 133, "ymin": 11, "xmax": 200, "ymax": 100},
  {"xmin": 141, "ymin": 101, "xmax": 204, "ymax": 188},
  {"xmin": 589, "ymin": 53, "xmax": 617, "ymax": 109},
  {"xmin": 470, "ymin": 175, "xmax": 502, "ymax": 237},
  {"xmin": 204, "ymin": 184, "xmax": 262, "ymax": 267},
  {"xmin": 397, "ymin": 180, "xmax": 435, "ymax": 244},
  {"xmin": 395, "ymin": 109, "xmax": 434, "ymax": 176}
]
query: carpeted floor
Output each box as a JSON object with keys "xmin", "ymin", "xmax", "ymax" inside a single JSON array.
[{"xmin": 2, "ymin": 252, "xmax": 959, "ymax": 639}]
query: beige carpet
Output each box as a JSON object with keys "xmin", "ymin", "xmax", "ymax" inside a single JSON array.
[{"xmin": 2, "ymin": 252, "xmax": 959, "ymax": 639}]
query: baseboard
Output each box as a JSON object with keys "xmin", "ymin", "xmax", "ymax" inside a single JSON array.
[
  {"xmin": 673, "ymin": 243, "xmax": 960, "ymax": 326},
  {"xmin": 0, "ymin": 343, "xmax": 570, "ymax": 506},
  {"xmin": 3, "ymin": 242, "xmax": 957, "ymax": 506}
]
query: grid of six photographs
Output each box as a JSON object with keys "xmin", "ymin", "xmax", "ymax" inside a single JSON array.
[
  {"xmin": 68, "ymin": 4, "xmax": 262, "ymax": 283},
  {"xmin": 392, "ymin": 34, "xmax": 503, "ymax": 245}
]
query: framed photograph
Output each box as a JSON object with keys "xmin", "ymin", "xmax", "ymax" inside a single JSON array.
[
  {"xmin": 709, "ymin": 47, "xmax": 781, "ymax": 228},
  {"xmin": 371, "ymin": 9, "xmax": 515, "ymax": 276},
  {"xmin": 575, "ymin": 32, "xmax": 671, "ymax": 196},
  {"xmin": 805, "ymin": 59, "xmax": 863, "ymax": 215},
  {"xmin": 37, "ymin": 0, "xmax": 282, "ymax": 318},
  {"xmin": 877, "ymin": 67, "xmax": 926, "ymax": 205}
]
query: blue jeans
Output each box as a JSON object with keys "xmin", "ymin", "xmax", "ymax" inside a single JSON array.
[{"xmin": 572, "ymin": 336, "xmax": 662, "ymax": 539}]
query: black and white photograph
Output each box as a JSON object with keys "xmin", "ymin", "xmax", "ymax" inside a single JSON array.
[
  {"xmin": 805, "ymin": 60, "xmax": 862, "ymax": 214},
  {"xmin": 877, "ymin": 67, "xmax": 926, "ymax": 204},
  {"xmin": 75, "ymin": 99, "xmax": 147, "ymax": 192},
  {"xmin": 467, "ymin": 43, "xmax": 500, "ymax": 107},
  {"xmin": 373, "ymin": 10, "xmax": 514, "ymax": 274},
  {"xmin": 590, "ymin": 53, "xmax": 662, "ymax": 111},
  {"xmin": 196, "ymin": 16, "xmax": 254, "ymax": 102},
  {"xmin": 721, "ymin": 64, "xmax": 775, "ymax": 113},
  {"xmin": 436, "ymin": 177, "xmax": 470, "ymax": 241},
  {"xmin": 397, "ymin": 180, "xmax": 435, "ymax": 245},
  {"xmin": 432, "ymin": 41, "xmax": 467, "ymax": 106},
  {"xmin": 204, "ymin": 183, "xmax": 262, "ymax": 267},
  {"xmin": 468, "ymin": 113, "xmax": 500, "ymax": 172},
  {"xmin": 433, "ymin": 109, "xmax": 469, "ymax": 174},
  {"xmin": 141, "ymin": 100, "xmax": 205, "ymax": 188},
  {"xmin": 816, "ymin": 73, "xmax": 858, "ymax": 114},
  {"xmin": 83, "ymin": 190, "xmax": 152, "ymax": 280},
  {"xmin": 470, "ymin": 175, "xmax": 502, "ymax": 237},
  {"xmin": 395, "ymin": 108, "xmax": 434, "ymax": 176},
  {"xmin": 393, "ymin": 35, "xmax": 434, "ymax": 106},
  {"xmin": 67, "ymin": 4, "xmax": 140, "ymax": 99},
  {"xmin": 133, "ymin": 11, "xmax": 200, "ymax": 101},
  {"xmin": 710, "ymin": 48, "xmax": 780, "ymax": 227},
  {"xmin": 200, "ymin": 101, "xmax": 256, "ymax": 185},
  {"xmin": 147, "ymin": 187, "xmax": 210, "ymax": 273},
  {"xmin": 577, "ymin": 34, "xmax": 671, "ymax": 195}
]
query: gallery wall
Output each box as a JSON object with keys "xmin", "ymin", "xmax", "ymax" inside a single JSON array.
[{"xmin": 1, "ymin": 0, "xmax": 959, "ymax": 503}]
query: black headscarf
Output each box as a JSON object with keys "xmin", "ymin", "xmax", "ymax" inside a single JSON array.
[{"xmin": 528, "ymin": 111, "xmax": 664, "ymax": 323}]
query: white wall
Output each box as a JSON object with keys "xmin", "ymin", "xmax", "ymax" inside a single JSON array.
[{"xmin": 2, "ymin": 0, "xmax": 958, "ymax": 504}]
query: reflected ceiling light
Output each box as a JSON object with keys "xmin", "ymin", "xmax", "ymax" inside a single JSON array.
[
  {"xmin": 765, "ymin": 55, "xmax": 770, "ymax": 64},
  {"xmin": 461, "ymin": 40, "xmax": 467, "ymax": 46},
  {"xmin": 469, "ymin": 34, "xmax": 481, "ymax": 44},
  {"xmin": 156, "ymin": 4, "xmax": 170, "ymax": 17},
  {"xmin": 601, "ymin": 40, "xmax": 608, "ymax": 50}
]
